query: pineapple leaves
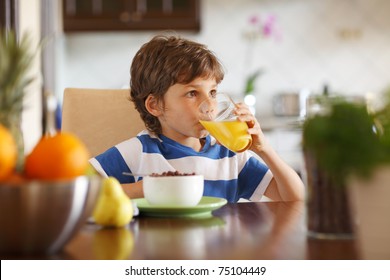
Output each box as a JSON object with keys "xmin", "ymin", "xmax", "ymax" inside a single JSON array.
[{"xmin": 0, "ymin": 29, "xmax": 36, "ymax": 122}]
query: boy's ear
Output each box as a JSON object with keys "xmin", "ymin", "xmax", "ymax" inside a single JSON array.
[{"xmin": 145, "ymin": 94, "xmax": 163, "ymax": 117}]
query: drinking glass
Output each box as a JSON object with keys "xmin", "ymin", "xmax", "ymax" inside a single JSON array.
[{"xmin": 199, "ymin": 93, "xmax": 252, "ymax": 153}]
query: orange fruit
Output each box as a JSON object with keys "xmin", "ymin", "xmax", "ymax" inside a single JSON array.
[
  {"xmin": 2, "ymin": 172, "xmax": 26, "ymax": 185},
  {"xmin": 25, "ymin": 132, "xmax": 90, "ymax": 180},
  {"xmin": 0, "ymin": 124, "xmax": 17, "ymax": 181}
]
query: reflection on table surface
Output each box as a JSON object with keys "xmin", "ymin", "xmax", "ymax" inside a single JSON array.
[{"xmin": 2, "ymin": 201, "xmax": 359, "ymax": 260}]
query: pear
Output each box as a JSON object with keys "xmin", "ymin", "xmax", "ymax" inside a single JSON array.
[{"xmin": 93, "ymin": 177, "xmax": 133, "ymax": 227}]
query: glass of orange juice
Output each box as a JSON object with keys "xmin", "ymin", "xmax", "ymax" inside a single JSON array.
[{"xmin": 199, "ymin": 93, "xmax": 252, "ymax": 153}]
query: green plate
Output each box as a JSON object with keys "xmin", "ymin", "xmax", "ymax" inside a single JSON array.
[{"xmin": 134, "ymin": 196, "xmax": 228, "ymax": 218}]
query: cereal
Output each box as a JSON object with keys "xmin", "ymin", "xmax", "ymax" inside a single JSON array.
[{"xmin": 150, "ymin": 171, "xmax": 196, "ymax": 177}]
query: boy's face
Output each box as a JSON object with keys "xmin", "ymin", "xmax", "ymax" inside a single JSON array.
[{"xmin": 157, "ymin": 77, "xmax": 218, "ymax": 144}]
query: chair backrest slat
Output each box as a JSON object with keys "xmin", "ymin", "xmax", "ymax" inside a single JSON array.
[{"xmin": 61, "ymin": 88, "xmax": 144, "ymax": 157}]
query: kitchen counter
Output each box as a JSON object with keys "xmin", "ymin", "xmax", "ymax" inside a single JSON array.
[{"xmin": 257, "ymin": 116, "xmax": 303, "ymax": 132}]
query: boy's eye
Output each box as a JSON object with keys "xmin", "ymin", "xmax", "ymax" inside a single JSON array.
[
  {"xmin": 210, "ymin": 90, "xmax": 217, "ymax": 98},
  {"xmin": 186, "ymin": 90, "xmax": 197, "ymax": 97}
]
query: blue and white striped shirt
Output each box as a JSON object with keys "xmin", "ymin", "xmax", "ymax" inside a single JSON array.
[{"xmin": 90, "ymin": 130, "xmax": 273, "ymax": 202}]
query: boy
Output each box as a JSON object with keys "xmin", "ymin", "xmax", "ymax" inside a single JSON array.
[{"xmin": 90, "ymin": 35, "xmax": 304, "ymax": 202}]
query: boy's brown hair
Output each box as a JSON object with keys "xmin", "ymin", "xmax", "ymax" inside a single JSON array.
[{"xmin": 130, "ymin": 35, "xmax": 225, "ymax": 135}]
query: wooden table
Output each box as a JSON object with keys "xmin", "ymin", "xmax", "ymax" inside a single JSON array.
[
  {"xmin": 63, "ymin": 201, "xmax": 359, "ymax": 260},
  {"xmin": 3, "ymin": 201, "xmax": 359, "ymax": 259}
]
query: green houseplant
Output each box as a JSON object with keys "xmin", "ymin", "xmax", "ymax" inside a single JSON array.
[
  {"xmin": 303, "ymin": 97, "xmax": 388, "ymax": 184},
  {"xmin": 302, "ymin": 92, "xmax": 390, "ymax": 257}
]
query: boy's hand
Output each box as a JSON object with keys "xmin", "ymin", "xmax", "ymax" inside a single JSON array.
[{"xmin": 234, "ymin": 102, "xmax": 269, "ymax": 153}]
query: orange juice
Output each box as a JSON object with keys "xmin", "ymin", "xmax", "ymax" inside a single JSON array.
[{"xmin": 200, "ymin": 120, "xmax": 252, "ymax": 152}]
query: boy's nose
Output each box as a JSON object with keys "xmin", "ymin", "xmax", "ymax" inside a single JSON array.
[
  {"xmin": 198, "ymin": 98, "xmax": 217, "ymax": 121},
  {"xmin": 199, "ymin": 98, "xmax": 215, "ymax": 114}
]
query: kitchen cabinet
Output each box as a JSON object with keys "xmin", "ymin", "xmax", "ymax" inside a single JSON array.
[
  {"xmin": 63, "ymin": 0, "xmax": 200, "ymax": 32},
  {"xmin": 264, "ymin": 128, "xmax": 304, "ymax": 177}
]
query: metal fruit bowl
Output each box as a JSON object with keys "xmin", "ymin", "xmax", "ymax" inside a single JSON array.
[{"xmin": 0, "ymin": 175, "xmax": 102, "ymax": 255}]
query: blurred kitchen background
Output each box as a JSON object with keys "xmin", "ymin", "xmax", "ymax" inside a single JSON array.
[{"xmin": 3, "ymin": 0, "xmax": 390, "ymax": 174}]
